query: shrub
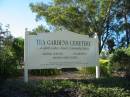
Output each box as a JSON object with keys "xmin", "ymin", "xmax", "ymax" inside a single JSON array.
[
  {"xmin": 125, "ymin": 46, "xmax": 130, "ymax": 56},
  {"xmin": 96, "ymin": 87, "xmax": 130, "ymax": 97},
  {"xmin": 110, "ymin": 47, "xmax": 130, "ymax": 77},
  {"xmin": 79, "ymin": 59, "xmax": 111, "ymax": 77},
  {"xmin": 0, "ymin": 79, "xmax": 130, "ymax": 97},
  {"xmin": 29, "ymin": 80, "xmax": 130, "ymax": 97},
  {"xmin": 99, "ymin": 59, "xmax": 111, "ymax": 77},
  {"xmin": 0, "ymin": 47, "xmax": 19, "ymax": 79},
  {"xmin": 100, "ymin": 50, "xmax": 109, "ymax": 59}
]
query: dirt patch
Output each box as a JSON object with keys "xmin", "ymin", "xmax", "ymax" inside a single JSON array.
[{"xmin": 18, "ymin": 71, "xmax": 95, "ymax": 81}]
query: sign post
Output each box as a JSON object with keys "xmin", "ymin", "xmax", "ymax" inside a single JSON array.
[
  {"xmin": 24, "ymin": 29, "xmax": 29, "ymax": 82},
  {"xmin": 24, "ymin": 68, "xmax": 28, "ymax": 82},
  {"xmin": 94, "ymin": 33, "xmax": 100, "ymax": 78}
]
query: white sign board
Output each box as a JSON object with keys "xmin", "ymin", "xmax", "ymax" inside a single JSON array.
[{"xmin": 24, "ymin": 31, "xmax": 98, "ymax": 69}]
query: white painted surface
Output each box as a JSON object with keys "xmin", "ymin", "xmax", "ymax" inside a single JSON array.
[
  {"xmin": 24, "ymin": 30, "xmax": 29, "ymax": 82},
  {"xmin": 25, "ymin": 31, "xmax": 99, "ymax": 69},
  {"xmin": 94, "ymin": 33, "xmax": 100, "ymax": 78}
]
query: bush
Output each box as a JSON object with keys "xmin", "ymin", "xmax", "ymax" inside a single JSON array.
[
  {"xmin": 79, "ymin": 59, "xmax": 111, "ymax": 77},
  {"xmin": 0, "ymin": 79, "xmax": 130, "ymax": 97},
  {"xmin": 0, "ymin": 47, "xmax": 19, "ymax": 79},
  {"xmin": 96, "ymin": 87, "xmax": 130, "ymax": 97},
  {"xmin": 27, "ymin": 80, "xmax": 130, "ymax": 97},
  {"xmin": 100, "ymin": 50, "xmax": 109, "ymax": 59},
  {"xmin": 86, "ymin": 77, "xmax": 130, "ymax": 89},
  {"xmin": 31, "ymin": 69, "xmax": 62, "ymax": 76},
  {"xmin": 110, "ymin": 47, "xmax": 130, "ymax": 77},
  {"xmin": 99, "ymin": 59, "xmax": 111, "ymax": 77}
]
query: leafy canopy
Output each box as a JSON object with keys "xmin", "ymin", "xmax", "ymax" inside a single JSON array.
[{"xmin": 30, "ymin": 0, "xmax": 117, "ymax": 53}]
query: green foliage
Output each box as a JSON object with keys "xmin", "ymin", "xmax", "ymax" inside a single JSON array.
[
  {"xmin": 30, "ymin": 0, "xmax": 117, "ymax": 53},
  {"xmin": 110, "ymin": 49, "xmax": 127, "ymax": 64},
  {"xmin": 1, "ymin": 79, "xmax": 130, "ymax": 97},
  {"xmin": 79, "ymin": 67, "xmax": 95, "ymax": 75},
  {"xmin": 29, "ymin": 0, "xmax": 130, "ymax": 51},
  {"xmin": 100, "ymin": 59, "xmax": 109, "ymax": 65},
  {"xmin": 0, "ymin": 47, "xmax": 19, "ymax": 79},
  {"xmin": 38, "ymin": 80, "xmax": 76, "ymax": 92},
  {"xmin": 115, "ymin": 0, "xmax": 130, "ymax": 47},
  {"xmin": 85, "ymin": 77, "xmax": 130, "ymax": 90},
  {"xmin": 125, "ymin": 45, "xmax": 130, "ymax": 56},
  {"xmin": 99, "ymin": 59, "xmax": 111, "ymax": 77},
  {"xmin": 29, "ymin": 25, "xmax": 50, "ymax": 34},
  {"xmin": 12, "ymin": 37, "xmax": 24, "ymax": 66},
  {"xmin": 79, "ymin": 59, "xmax": 111, "ymax": 77},
  {"xmin": 100, "ymin": 50, "xmax": 109, "ymax": 59},
  {"xmin": 84, "ymin": 84, "xmax": 130, "ymax": 97},
  {"xmin": 0, "ymin": 24, "xmax": 21, "ymax": 79},
  {"xmin": 31, "ymin": 69, "xmax": 62, "ymax": 76},
  {"xmin": 110, "ymin": 48, "xmax": 130, "ymax": 68},
  {"xmin": 110, "ymin": 47, "xmax": 130, "ymax": 76},
  {"xmin": 96, "ymin": 87, "xmax": 130, "ymax": 97}
]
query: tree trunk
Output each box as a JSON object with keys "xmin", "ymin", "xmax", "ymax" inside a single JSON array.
[{"xmin": 98, "ymin": 34, "xmax": 102, "ymax": 54}]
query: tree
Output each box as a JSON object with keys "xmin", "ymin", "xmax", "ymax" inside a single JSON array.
[
  {"xmin": 30, "ymin": 0, "xmax": 117, "ymax": 54},
  {"xmin": 106, "ymin": 39, "xmax": 115, "ymax": 53},
  {"xmin": 0, "ymin": 23, "xmax": 18, "ymax": 79},
  {"xmin": 29, "ymin": 25, "xmax": 50, "ymax": 34},
  {"xmin": 0, "ymin": 23, "xmax": 12, "ymax": 49},
  {"xmin": 12, "ymin": 37, "xmax": 24, "ymax": 66},
  {"xmin": 115, "ymin": 0, "xmax": 130, "ymax": 48}
]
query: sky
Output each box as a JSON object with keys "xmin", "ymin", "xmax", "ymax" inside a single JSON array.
[{"xmin": 0, "ymin": 0, "xmax": 51, "ymax": 38}]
